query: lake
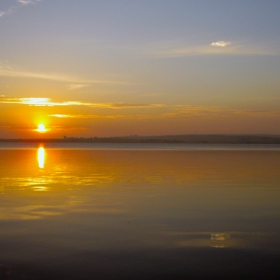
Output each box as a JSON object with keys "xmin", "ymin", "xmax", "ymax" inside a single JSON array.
[{"xmin": 0, "ymin": 143, "xmax": 280, "ymax": 279}]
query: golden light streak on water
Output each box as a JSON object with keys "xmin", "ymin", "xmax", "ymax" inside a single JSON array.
[{"xmin": 37, "ymin": 146, "xmax": 45, "ymax": 169}]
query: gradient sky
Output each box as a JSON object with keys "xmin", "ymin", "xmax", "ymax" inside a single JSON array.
[{"xmin": 0, "ymin": 0, "xmax": 280, "ymax": 138}]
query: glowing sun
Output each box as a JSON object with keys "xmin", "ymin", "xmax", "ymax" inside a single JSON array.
[{"xmin": 37, "ymin": 123, "xmax": 47, "ymax": 133}]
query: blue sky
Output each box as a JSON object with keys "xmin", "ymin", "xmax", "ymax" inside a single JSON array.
[{"xmin": 0, "ymin": 0, "xmax": 280, "ymax": 137}]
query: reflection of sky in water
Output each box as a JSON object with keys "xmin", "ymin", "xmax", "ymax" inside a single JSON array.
[{"xmin": 0, "ymin": 147, "xmax": 280, "ymax": 255}]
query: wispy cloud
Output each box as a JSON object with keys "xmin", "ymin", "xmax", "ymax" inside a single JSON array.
[
  {"xmin": 0, "ymin": 96, "xmax": 163, "ymax": 109},
  {"xmin": 162, "ymin": 105, "xmax": 229, "ymax": 117},
  {"xmin": 2, "ymin": 96, "xmax": 279, "ymax": 119},
  {"xmin": 67, "ymin": 84, "xmax": 91, "ymax": 90},
  {"xmin": 18, "ymin": 0, "xmax": 33, "ymax": 5},
  {"xmin": 0, "ymin": 60, "xmax": 14, "ymax": 70},
  {"xmin": 163, "ymin": 106, "xmax": 280, "ymax": 118},
  {"xmin": 18, "ymin": 0, "xmax": 41, "ymax": 5},
  {"xmin": 234, "ymin": 109, "xmax": 280, "ymax": 117},
  {"xmin": 49, "ymin": 114, "xmax": 162, "ymax": 120},
  {"xmin": 147, "ymin": 40, "xmax": 278, "ymax": 57},
  {"xmin": 109, "ymin": 102, "xmax": 163, "ymax": 109},
  {"xmin": 211, "ymin": 41, "xmax": 232, "ymax": 47},
  {"xmin": 0, "ymin": 97, "xmax": 89, "ymax": 107},
  {"xmin": 49, "ymin": 114, "xmax": 70, "ymax": 118},
  {"xmin": 48, "ymin": 107, "xmax": 280, "ymax": 120},
  {"xmin": 0, "ymin": 0, "xmax": 41, "ymax": 19},
  {"xmin": 0, "ymin": 6, "xmax": 17, "ymax": 18},
  {"xmin": 0, "ymin": 67, "xmax": 127, "ymax": 86}
]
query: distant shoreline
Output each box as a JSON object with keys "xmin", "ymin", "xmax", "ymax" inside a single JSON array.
[{"xmin": 1, "ymin": 134, "xmax": 280, "ymax": 144}]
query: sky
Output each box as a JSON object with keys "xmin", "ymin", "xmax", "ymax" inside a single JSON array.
[{"xmin": 0, "ymin": 0, "xmax": 280, "ymax": 138}]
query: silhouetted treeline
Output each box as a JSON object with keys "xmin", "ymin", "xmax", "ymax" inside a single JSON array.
[{"xmin": 1, "ymin": 134, "xmax": 280, "ymax": 144}]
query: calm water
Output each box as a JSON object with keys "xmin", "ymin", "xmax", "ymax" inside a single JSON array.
[{"xmin": 0, "ymin": 144, "xmax": 280, "ymax": 279}]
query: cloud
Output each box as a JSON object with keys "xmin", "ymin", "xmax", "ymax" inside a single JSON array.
[
  {"xmin": 2, "ymin": 96, "xmax": 279, "ymax": 120},
  {"xmin": 18, "ymin": 0, "xmax": 41, "ymax": 5},
  {"xmin": 49, "ymin": 114, "xmax": 70, "ymax": 118},
  {"xmin": 68, "ymin": 84, "xmax": 91, "ymax": 90},
  {"xmin": 0, "ymin": 0, "xmax": 41, "ymax": 19},
  {"xmin": 18, "ymin": 0, "xmax": 33, "ymax": 4},
  {"xmin": 234, "ymin": 109, "xmax": 280, "ymax": 117},
  {"xmin": 211, "ymin": 41, "xmax": 232, "ymax": 47},
  {"xmin": 0, "ymin": 97, "xmax": 87, "ymax": 107},
  {"xmin": 0, "ymin": 96, "xmax": 163, "ymax": 109},
  {"xmin": 50, "ymin": 106, "xmax": 280, "ymax": 120},
  {"xmin": 0, "ymin": 6, "xmax": 17, "ymax": 18},
  {"xmin": 146, "ymin": 40, "xmax": 277, "ymax": 57},
  {"xmin": 162, "ymin": 106, "xmax": 229, "ymax": 118},
  {"xmin": 49, "ymin": 114, "xmax": 161, "ymax": 120},
  {"xmin": 163, "ymin": 106, "xmax": 280, "ymax": 118},
  {"xmin": 109, "ymin": 102, "xmax": 163, "ymax": 109},
  {"xmin": 0, "ymin": 67, "xmax": 127, "ymax": 86}
]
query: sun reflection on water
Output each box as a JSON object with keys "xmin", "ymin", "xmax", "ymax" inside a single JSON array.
[{"xmin": 37, "ymin": 146, "xmax": 45, "ymax": 169}]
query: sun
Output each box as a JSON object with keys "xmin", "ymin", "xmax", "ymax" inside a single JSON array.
[{"xmin": 37, "ymin": 123, "xmax": 47, "ymax": 133}]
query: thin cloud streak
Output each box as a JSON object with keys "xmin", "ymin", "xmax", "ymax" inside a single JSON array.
[
  {"xmin": 0, "ymin": 97, "xmax": 80, "ymax": 107},
  {"xmin": 0, "ymin": 96, "xmax": 164, "ymax": 109},
  {"xmin": 49, "ymin": 114, "xmax": 162, "ymax": 120},
  {"xmin": 0, "ymin": 0, "xmax": 41, "ymax": 18},
  {"xmin": 1, "ymin": 96, "xmax": 279, "ymax": 119},
  {"xmin": 0, "ymin": 68, "xmax": 127, "ymax": 86},
  {"xmin": 68, "ymin": 84, "xmax": 91, "ymax": 90},
  {"xmin": 147, "ymin": 41, "xmax": 278, "ymax": 58},
  {"xmin": 0, "ymin": 6, "xmax": 17, "ymax": 18},
  {"xmin": 48, "ymin": 105, "xmax": 280, "ymax": 120},
  {"xmin": 18, "ymin": 0, "xmax": 33, "ymax": 5},
  {"xmin": 165, "ymin": 106, "xmax": 280, "ymax": 118},
  {"xmin": 211, "ymin": 41, "xmax": 232, "ymax": 47}
]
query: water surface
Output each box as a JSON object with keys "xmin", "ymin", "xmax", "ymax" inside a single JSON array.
[{"xmin": 0, "ymin": 144, "xmax": 280, "ymax": 279}]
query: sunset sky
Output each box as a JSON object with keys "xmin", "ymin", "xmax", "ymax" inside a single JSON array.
[{"xmin": 1, "ymin": 0, "xmax": 280, "ymax": 138}]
